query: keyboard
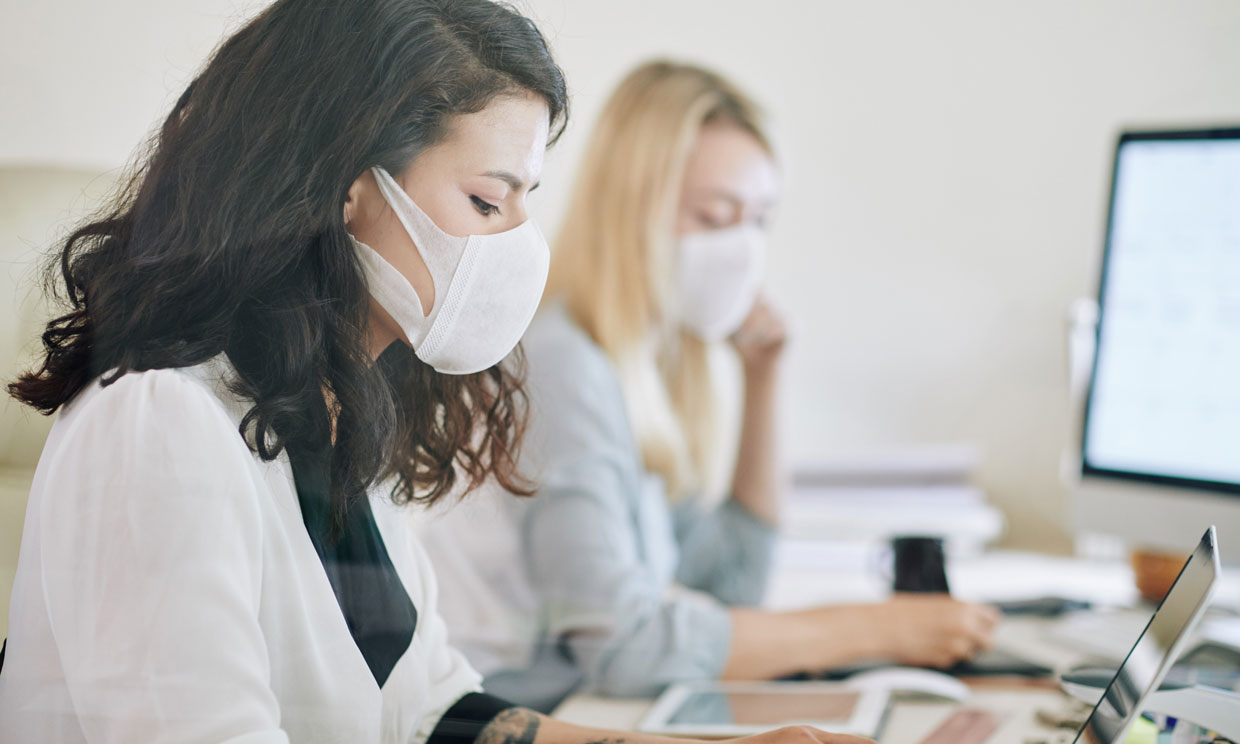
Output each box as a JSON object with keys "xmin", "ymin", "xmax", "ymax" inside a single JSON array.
[{"xmin": 1045, "ymin": 610, "xmax": 1151, "ymax": 662}]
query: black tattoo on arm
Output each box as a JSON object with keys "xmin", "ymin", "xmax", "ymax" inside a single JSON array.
[{"xmin": 475, "ymin": 707, "xmax": 542, "ymax": 744}]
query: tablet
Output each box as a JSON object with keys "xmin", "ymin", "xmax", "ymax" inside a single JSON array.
[{"xmin": 639, "ymin": 681, "xmax": 890, "ymax": 738}]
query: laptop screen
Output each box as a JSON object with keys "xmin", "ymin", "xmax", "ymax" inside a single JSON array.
[{"xmin": 1074, "ymin": 527, "xmax": 1220, "ymax": 743}]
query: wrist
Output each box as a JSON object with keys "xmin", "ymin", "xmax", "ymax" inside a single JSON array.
[
  {"xmin": 843, "ymin": 604, "xmax": 897, "ymax": 660},
  {"xmin": 742, "ymin": 358, "xmax": 780, "ymax": 389},
  {"xmin": 796, "ymin": 604, "xmax": 892, "ymax": 669},
  {"xmin": 867, "ymin": 603, "xmax": 902, "ymax": 658}
]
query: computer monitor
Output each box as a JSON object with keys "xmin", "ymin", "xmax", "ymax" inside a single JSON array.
[{"xmin": 1073, "ymin": 127, "xmax": 1240, "ymax": 561}]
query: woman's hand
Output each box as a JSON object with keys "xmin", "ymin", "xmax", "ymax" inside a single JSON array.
[
  {"xmin": 876, "ymin": 594, "xmax": 1001, "ymax": 668},
  {"xmin": 730, "ymin": 725, "xmax": 875, "ymax": 744},
  {"xmin": 730, "ymin": 295, "xmax": 787, "ymax": 375},
  {"xmin": 727, "ymin": 294, "xmax": 787, "ymax": 525}
]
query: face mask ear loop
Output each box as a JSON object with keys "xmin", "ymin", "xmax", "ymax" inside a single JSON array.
[
  {"xmin": 370, "ymin": 166, "xmax": 465, "ymax": 268},
  {"xmin": 351, "ymin": 236, "xmax": 430, "ymax": 334}
]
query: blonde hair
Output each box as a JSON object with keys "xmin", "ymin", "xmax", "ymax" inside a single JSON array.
[{"xmin": 548, "ymin": 60, "xmax": 772, "ymax": 501}]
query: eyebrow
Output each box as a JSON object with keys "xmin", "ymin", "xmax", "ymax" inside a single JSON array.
[{"xmin": 483, "ymin": 170, "xmax": 540, "ymax": 192}]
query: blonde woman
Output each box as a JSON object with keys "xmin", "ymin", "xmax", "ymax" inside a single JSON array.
[{"xmin": 418, "ymin": 60, "xmax": 998, "ymax": 712}]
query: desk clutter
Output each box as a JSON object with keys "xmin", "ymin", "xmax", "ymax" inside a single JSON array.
[
  {"xmin": 917, "ymin": 709, "xmax": 1004, "ymax": 744},
  {"xmin": 785, "ymin": 444, "xmax": 1003, "ymax": 554},
  {"xmin": 558, "ymin": 528, "xmax": 1240, "ymax": 743}
]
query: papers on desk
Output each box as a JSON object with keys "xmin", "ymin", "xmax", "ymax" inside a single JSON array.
[
  {"xmin": 764, "ymin": 543, "xmax": 1141, "ymax": 625},
  {"xmin": 791, "ymin": 443, "xmax": 982, "ymax": 486},
  {"xmin": 787, "ymin": 444, "xmax": 1004, "ymax": 552},
  {"xmin": 783, "ymin": 485, "xmax": 1004, "ymax": 550}
]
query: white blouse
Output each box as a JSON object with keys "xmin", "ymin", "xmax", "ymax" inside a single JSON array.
[{"xmin": 0, "ymin": 357, "xmax": 482, "ymax": 744}]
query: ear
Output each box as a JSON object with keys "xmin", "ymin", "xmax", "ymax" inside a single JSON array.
[{"xmin": 343, "ymin": 171, "xmax": 369, "ymax": 226}]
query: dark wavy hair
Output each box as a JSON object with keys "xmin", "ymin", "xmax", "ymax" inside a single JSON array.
[{"xmin": 9, "ymin": 0, "xmax": 568, "ymax": 518}]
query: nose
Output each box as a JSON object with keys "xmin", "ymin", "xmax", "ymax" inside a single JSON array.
[
  {"xmin": 509, "ymin": 207, "xmax": 529, "ymax": 229},
  {"xmin": 507, "ymin": 197, "xmax": 531, "ymax": 230},
  {"xmin": 741, "ymin": 204, "xmax": 769, "ymax": 229}
]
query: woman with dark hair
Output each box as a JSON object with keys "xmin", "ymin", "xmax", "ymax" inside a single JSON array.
[{"xmin": 0, "ymin": 2, "xmax": 869, "ymax": 743}]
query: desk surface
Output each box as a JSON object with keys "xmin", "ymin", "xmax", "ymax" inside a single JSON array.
[
  {"xmin": 554, "ymin": 684, "xmax": 1079, "ymax": 744},
  {"xmin": 558, "ymin": 684, "xmax": 1081, "ymax": 744},
  {"xmin": 553, "ymin": 619, "xmax": 1089, "ymax": 743},
  {"xmin": 552, "ymin": 546, "xmax": 1240, "ymax": 743}
]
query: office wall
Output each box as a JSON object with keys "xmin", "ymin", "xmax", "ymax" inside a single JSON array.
[
  {"xmin": 519, "ymin": 0, "xmax": 1240, "ymax": 552},
  {"xmin": 1, "ymin": 1, "xmax": 266, "ymax": 169},
  {"xmin": 3, "ymin": 1, "xmax": 1239, "ymax": 551}
]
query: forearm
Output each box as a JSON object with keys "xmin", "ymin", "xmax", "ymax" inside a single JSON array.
[
  {"xmin": 729, "ymin": 365, "xmax": 782, "ymax": 526},
  {"xmin": 475, "ymin": 707, "xmax": 688, "ymax": 744},
  {"xmin": 721, "ymin": 605, "xmax": 891, "ymax": 680}
]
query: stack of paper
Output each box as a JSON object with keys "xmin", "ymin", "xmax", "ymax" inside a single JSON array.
[{"xmin": 784, "ymin": 444, "xmax": 1004, "ymax": 552}]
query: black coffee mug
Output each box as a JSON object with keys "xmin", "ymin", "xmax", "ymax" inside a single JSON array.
[{"xmin": 891, "ymin": 536, "xmax": 951, "ymax": 594}]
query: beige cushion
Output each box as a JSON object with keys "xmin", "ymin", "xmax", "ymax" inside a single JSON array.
[
  {"xmin": 0, "ymin": 166, "xmax": 117, "ymax": 636},
  {"xmin": 0, "ymin": 467, "xmax": 34, "ymax": 638}
]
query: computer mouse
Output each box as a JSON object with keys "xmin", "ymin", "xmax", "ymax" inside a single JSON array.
[{"xmin": 843, "ymin": 667, "xmax": 972, "ymax": 702}]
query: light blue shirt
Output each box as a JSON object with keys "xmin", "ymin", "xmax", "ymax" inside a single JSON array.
[{"xmin": 421, "ymin": 302, "xmax": 777, "ymax": 712}]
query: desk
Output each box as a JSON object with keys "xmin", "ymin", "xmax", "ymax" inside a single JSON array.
[
  {"xmin": 554, "ymin": 682, "xmax": 1075, "ymax": 743},
  {"xmin": 552, "ymin": 543, "xmax": 1240, "ymax": 743},
  {"xmin": 553, "ymin": 618, "xmax": 1088, "ymax": 743}
]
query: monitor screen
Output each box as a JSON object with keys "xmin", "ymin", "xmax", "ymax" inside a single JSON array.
[{"xmin": 1081, "ymin": 129, "xmax": 1240, "ymax": 493}]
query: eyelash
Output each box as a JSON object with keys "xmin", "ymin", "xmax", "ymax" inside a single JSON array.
[
  {"xmin": 696, "ymin": 212, "xmax": 769, "ymax": 230},
  {"xmin": 470, "ymin": 195, "xmax": 500, "ymax": 217}
]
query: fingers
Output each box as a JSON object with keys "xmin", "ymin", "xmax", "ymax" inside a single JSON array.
[
  {"xmin": 882, "ymin": 595, "xmax": 1002, "ymax": 666},
  {"xmin": 939, "ymin": 603, "xmax": 999, "ymax": 663},
  {"xmin": 731, "ymin": 295, "xmax": 787, "ymax": 350},
  {"xmin": 811, "ymin": 730, "xmax": 875, "ymax": 743},
  {"xmin": 766, "ymin": 726, "xmax": 875, "ymax": 744},
  {"xmin": 732, "ymin": 322, "xmax": 784, "ymax": 349},
  {"xmin": 936, "ymin": 599, "xmax": 1000, "ymax": 663},
  {"xmin": 976, "ymin": 603, "xmax": 1002, "ymax": 628},
  {"xmin": 917, "ymin": 639, "xmax": 971, "ymax": 668},
  {"xmin": 965, "ymin": 603, "xmax": 1000, "ymax": 651}
]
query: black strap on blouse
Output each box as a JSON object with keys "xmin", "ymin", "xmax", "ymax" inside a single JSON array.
[
  {"xmin": 284, "ymin": 345, "xmax": 516, "ymax": 740},
  {"xmin": 426, "ymin": 692, "xmax": 518, "ymax": 744},
  {"xmin": 286, "ymin": 426, "xmax": 417, "ymax": 689}
]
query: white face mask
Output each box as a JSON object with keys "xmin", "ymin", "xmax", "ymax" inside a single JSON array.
[
  {"xmin": 674, "ymin": 222, "xmax": 766, "ymax": 341},
  {"xmin": 350, "ymin": 166, "xmax": 549, "ymax": 375}
]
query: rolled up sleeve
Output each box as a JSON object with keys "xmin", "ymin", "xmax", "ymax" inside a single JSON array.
[
  {"xmin": 672, "ymin": 497, "xmax": 778, "ymax": 607},
  {"xmin": 515, "ymin": 307, "xmax": 738, "ymax": 698},
  {"xmin": 522, "ymin": 466, "xmax": 733, "ymax": 698}
]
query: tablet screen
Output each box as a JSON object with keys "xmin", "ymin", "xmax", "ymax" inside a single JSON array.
[{"xmin": 668, "ymin": 690, "xmax": 862, "ymax": 726}]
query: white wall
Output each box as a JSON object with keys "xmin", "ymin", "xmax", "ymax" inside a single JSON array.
[
  {"xmin": 0, "ymin": 1, "xmax": 268, "ymax": 169},
  {"xmin": 3, "ymin": 1, "xmax": 1239, "ymax": 550},
  {"xmin": 519, "ymin": 0, "xmax": 1240, "ymax": 551}
]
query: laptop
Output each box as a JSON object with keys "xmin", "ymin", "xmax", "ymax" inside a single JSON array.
[{"xmin": 1073, "ymin": 525, "xmax": 1221, "ymax": 743}]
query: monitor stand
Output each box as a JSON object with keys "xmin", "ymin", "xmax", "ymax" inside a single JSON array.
[
  {"xmin": 1145, "ymin": 686, "xmax": 1240, "ymax": 740},
  {"xmin": 1062, "ymin": 667, "xmax": 1240, "ymax": 739}
]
